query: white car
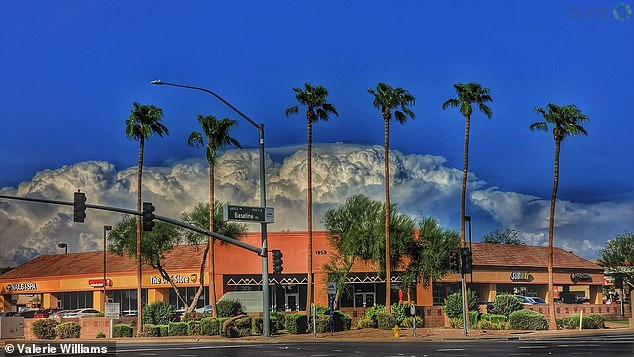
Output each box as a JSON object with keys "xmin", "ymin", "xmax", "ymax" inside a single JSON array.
[
  {"xmin": 50, "ymin": 309, "xmax": 78, "ymax": 319},
  {"xmin": 63, "ymin": 308, "xmax": 101, "ymax": 318}
]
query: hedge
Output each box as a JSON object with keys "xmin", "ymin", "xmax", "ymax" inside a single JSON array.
[
  {"xmin": 557, "ymin": 313, "xmax": 605, "ymax": 329},
  {"xmin": 270, "ymin": 311, "xmax": 285, "ymax": 332},
  {"xmin": 217, "ymin": 299, "xmax": 243, "ymax": 317},
  {"xmin": 491, "ymin": 295, "xmax": 523, "ymax": 317},
  {"xmin": 158, "ymin": 325, "xmax": 168, "ymax": 337},
  {"xmin": 356, "ymin": 318, "xmax": 375, "ymax": 329},
  {"xmin": 223, "ymin": 315, "xmax": 252, "ymax": 338},
  {"xmin": 168, "ymin": 322, "xmax": 188, "ymax": 336},
  {"xmin": 112, "ymin": 324, "xmax": 133, "ymax": 338},
  {"xmin": 142, "ymin": 324, "xmax": 160, "ymax": 337},
  {"xmin": 142, "ymin": 301, "xmax": 175, "ymax": 325},
  {"xmin": 187, "ymin": 320, "xmax": 203, "ymax": 336},
  {"xmin": 481, "ymin": 313, "xmax": 507, "ymax": 324},
  {"xmin": 509, "ymin": 309, "xmax": 548, "ymax": 330},
  {"xmin": 55, "ymin": 322, "xmax": 81, "ymax": 339},
  {"xmin": 284, "ymin": 313, "xmax": 308, "ymax": 334},
  {"xmin": 32, "ymin": 319, "xmax": 59, "ymax": 340},
  {"xmin": 377, "ymin": 312, "xmax": 396, "ymax": 330}
]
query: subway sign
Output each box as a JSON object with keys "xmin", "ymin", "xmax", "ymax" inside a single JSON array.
[
  {"xmin": 5, "ymin": 282, "xmax": 38, "ymax": 292},
  {"xmin": 510, "ymin": 272, "xmax": 533, "ymax": 282}
]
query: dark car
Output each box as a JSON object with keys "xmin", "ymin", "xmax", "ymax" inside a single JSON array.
[
  {"xmin": 16, "ymin": 310, "xmax": 38, "ymax": 318},
  {"xmin": 33, "ymin": 308, "xmax": 60, "ymax": 318},
  {"xmin": 0, "ymin": 311, "xmax": 18, "ymax": 317}
]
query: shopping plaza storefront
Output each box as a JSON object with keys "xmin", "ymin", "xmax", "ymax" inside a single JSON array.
[{"xmin": 0, "ymin": 231, "xmax": 606, "ymax": 313}]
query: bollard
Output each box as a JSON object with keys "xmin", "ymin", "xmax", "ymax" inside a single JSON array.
[{"xmin": 392, "ymin": 325, "xmax": 400, "ymax": 337}]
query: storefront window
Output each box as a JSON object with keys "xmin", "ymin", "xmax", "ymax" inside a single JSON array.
[
  {"xmin": 169, "ymin": 287, "xmax": 208, "ymax": 310},
  {"xmin": 58, "ymin": 291, "xmax": 94, "ymax": 310},
  {"xmin": 110, "ymin": 289, "xmax": 148, "ymax": 313}
]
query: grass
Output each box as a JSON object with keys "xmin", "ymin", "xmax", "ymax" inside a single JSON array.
[{"xmin": 606, "ymin": 319, "xmax": 629, "ymax": 325}]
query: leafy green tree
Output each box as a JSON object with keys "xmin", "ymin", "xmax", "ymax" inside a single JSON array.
[
  {"xmin": 125, "ymin": 102, "xmax": 169, "ymax": 328},
  {"xmin": 600, "ymin": 231, "xmax": 634, "ymax": 298},
  {"xmin": 368, "ymin": 83, "xmax": 415, "ymax": 311},
  {"xmin": 323, "ymin": 194, "xmax": 415, "ymax": 308},
  {"xmin": 181, "ymin": 202, "xmax": 248, "ymax": 314},
  {"xmin": 530, "ymin": 102, "xmax": 589, "ymax": 329},
  {"xmin": 0, "ymin": 267, "xmax": 14, "ymax": 275},
  {"xmin": 285, "ymin": 83, "xmax": 338, "ymax": 315},
  {"xmin": 482, "ymin": 227, "xmax": 524, "ymax": 245},
  {"xmin": 187, "ymin": 114, "xmax": 241, "ymax": 317},
  {"xmin": 107, "ymin": 217, "xmax": 186, "ymax": 307},
  {"xmin": 401, "ymin": 218, "xmax": 460, "ymax": 301}
]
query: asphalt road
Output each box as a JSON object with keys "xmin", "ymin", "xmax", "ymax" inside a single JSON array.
[{"xmin": 108, "ymin": 334, "xmax": 634, "ymax": 357}]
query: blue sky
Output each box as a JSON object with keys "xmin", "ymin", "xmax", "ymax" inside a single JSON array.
[{"xmin": 0, "ymin": 1, "xmax": 632, "ymax": 263}]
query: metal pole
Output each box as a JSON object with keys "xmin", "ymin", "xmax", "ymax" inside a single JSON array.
[
  {"xmin": 461, "ymin": 271, "xmax": 468, "ymax": 336},
  {"xmin": 103, "ymin": 225, "xmax": 112, "ymax": 311}
]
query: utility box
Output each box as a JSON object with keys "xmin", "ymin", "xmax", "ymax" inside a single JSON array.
[{"xmin": 0, "ymin": 317, "xmax": 24, "ymax": 338}]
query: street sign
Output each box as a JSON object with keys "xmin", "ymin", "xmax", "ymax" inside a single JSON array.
[
  {"xmin": 327, "ymin": 281, "xmax": 337, "ymax": 295},
  {"xmin": 104, "ymin": 302, "xmax": 120, "ymax": 319},
  {"xmin": 223, "ymin": 204, "xmax": 275, "ymax": 223}
]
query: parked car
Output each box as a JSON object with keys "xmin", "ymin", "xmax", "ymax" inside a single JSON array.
[
  {"xmin": 194, "ymin": 305, "xmax": 213, "ymax": 314},
  {"xmin": 121, "ymin": 310, "xmax": 138, "ymax": 316},
  {"xmin": 171, "ymin": 308, "xmax": 186, "ymax": 322},
  {"xmin": 16, "ymin": 310, "xmax": 38, "ymax": 318},
  {"xmin": 0, "ymin": 311, "xmax": 18, "ymax": 317},
  {"xmin": 63, "ymin": 308, "xmax": 101, "ymax": 318},
  {"xmin": 515, "ymin": 295, "xmax": 547, "ymax": 305},
  {"xmin": 49, "ymin": 309, "xmax": 78, "ymax": 319},
  {"xmin": 33, "ymin": 308, "xmax": 60, "ymax": 318}
]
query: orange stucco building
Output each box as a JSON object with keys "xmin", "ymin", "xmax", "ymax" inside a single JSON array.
[{"xmin": 0, "ymin": 231, "xmax": 605, "ymax": 314}]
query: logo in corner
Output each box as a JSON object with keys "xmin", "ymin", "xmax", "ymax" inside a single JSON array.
[{"xmin": 613, "ymin": 2, "xmax": 632, "ymax": 21}]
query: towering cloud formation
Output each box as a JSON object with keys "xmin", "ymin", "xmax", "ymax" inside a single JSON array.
[{"xmin": 1, "ymin": 144, "xmax": 632, "ymax": 266}]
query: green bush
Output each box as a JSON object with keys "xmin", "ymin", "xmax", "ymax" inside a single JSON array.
[
  {"xmin": 187, "ymin": 320, "xmax": 203, "ymax": 335},
  {"xmin": 491, "ymin": 295, "xmax": 524, "ymax": 317},
  {"xmin": 167, "ymin": 322, "xmax": 188, "ymax": 336},
  {"xmin": 391, "ymin": 303, "xmax": 408, "ymax": 327},
  {"xmin": 481, "ymin": 313, "xmax": 507, "ymax": 324},
  {"xmin": 401, "ymin": 316, "xmax": 424, "ymax": 328},
  {"xmin": 96, "ymin": 331, "xmax": 106, "ymax": 338},
  {"xmin": 215, "ymin": 317, "xmax": 229, "ymax": 335},
  {"xmin": 448, "ymin": 317, "xmax": 462, "ymax": 328},
  {"xmin": 142, "ymin": 301, "xmax": 175, "ymax": 326},
  {"xmin": 284, "ymin": 313, "xmax": 308, "ymax": 334},
  {"xmin": 270, "ymin": 311, "xmax": 284, "ymax": 332},
  {"xmin": 443, "ymin": 290, "xmax": 479, "ymax": 319},
  {"xmin": 216, "ymin": 299, "xmax": 243, "ymax": 317},
  {"xmin": 112, "ymin": 324, "xmax": 133, "ymax": 338},
  {"xmin": 477, "ymin": 319, "xmax": 508, "ymax": 330},
  {"xmin": 377, "ymin": 312, "xmax": 396, "ymax": 330},
  {"xmin": 558, "ymin": 313, "xmax": 605, "ymax": 329},
  {"xmin": 252, "ymin": 317, "xmax": 263, "ymax": 335},
  {"xmin": 142, "ymin": 324, "xmax": 160, "ymax": 337},
  {"xmin": 364, "ymin": 304, "xmax": 385, "ymax": 327},
  {"xmin": 310, "ymin": 315, "xmax": 330, "ymax": 333},
  {"xmin": 201, "ymin": 317, "xmax": 215, "ymax": 335},
  {"xmin": 55, "ymin": 322, "xmax": 81, "ymax": 339},
  {"xmin": 32, "ymin": 319, "xmax": 59, "ymax": 340},
  {"xmin": 586, "ymin": 314, "xmax": 605, "ymax": 329},
  {"xmin": 357, "ymin": 317, "xmax": 375, "ymax": 329},
  {"xmin": 469, "ymin": 310, "xmax": 480, "ymax": 328},
  {"xmin": 182, "ymin": 312, "xmax": 213, "ymax": 323},
  {"xmin": 157, "ymin": 325, "xmax": 168, "ymax": 337},
  {"xmin": 313, "ymin": 305, "xmax": 329, "ymax": 315},
  {"xmin": 334, "ymin": 311, "xmax": 352, "ymax": 331},
  {"xmin": 223, "ymin": 315, "xmax": 252, "ymax": 338},
  {"xmin": 509, "ymin": 309, "xmax": 548, "ymax": 330}
]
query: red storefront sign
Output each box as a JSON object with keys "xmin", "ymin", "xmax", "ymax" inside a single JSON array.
[{"xmin": 88, "ymin": 279, "xmax": 112, "ymax": 288}]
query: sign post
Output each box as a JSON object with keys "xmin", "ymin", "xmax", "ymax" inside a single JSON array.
[
  {"xmin": 327, "ymin": 282, "xmax": 336, "ymax": 335},
  {"xmin": 104, "ymin": 302, "xmax": 120, "ymax": 338},
  {"xmin": 410, "ymin": 304, "xmax": 417, "ymax": 337}
]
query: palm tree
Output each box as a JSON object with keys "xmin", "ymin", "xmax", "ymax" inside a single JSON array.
[
  {"xmin": 125, "ymin": 102, "xmax": 169, "ymax": 330},
  {"xmin": 187, "ymin": 114, "xmax": 241, "ymax": 317},
  {"xmin": 442, "ymin": 82, "xmax": 493, "ymax": 248},
  {"xmin": 530, "ymin": 103, "xmax": 589, "ymax": 329},
  {"xmin": 367, "ymin": 82, "xmax": 415, "ymax": 312},
  {"xmin": 285, "ymin": 83, "xmax": 338, "ymax": 315}
]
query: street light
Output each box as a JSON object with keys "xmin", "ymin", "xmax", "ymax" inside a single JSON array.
[
  {"xmin": 151, "ymin": 79, "xmax": 271, "ymax": 336},
  {"xmin": 57, "ymin": 243, "xmax": 68, "ymax": 254},
  {"xmin": 103, "ymin": 225, "xmax": 112, "ymax": 311}
]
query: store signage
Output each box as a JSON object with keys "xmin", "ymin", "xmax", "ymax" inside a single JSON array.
[
  {"xmin": 510, "ymin": 272, "xmax": 532, "ymax": 282},
  {"xmin": 150, "ymin": 274, "xmax": 198, "ymax": 285},
  {"xmin": 88, "ymin": 279, "xmax": 112, "ymax": 288},
  {"xmin": 570, "ymin": 272, "xmax": 592, "ymax": 283},
  {"xmin": 4, "ymin": 282, "xmax": 37, "ymax": 292},
  {"xmin": 223, "ymin": 204, "xmax": 275, "ymax": 223}
]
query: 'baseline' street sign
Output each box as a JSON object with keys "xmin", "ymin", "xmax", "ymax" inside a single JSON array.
[{"xmin": 223, "ymin": 204, "xmax": 274, "ymax": 223}]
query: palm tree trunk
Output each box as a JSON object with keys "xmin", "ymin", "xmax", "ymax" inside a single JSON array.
[
  {"xmin": 306, "ymin": 118, "xmax": 313, "ymax": 316},
  {"xmin": 209, "ymin": 161, "xmax": 218, "ymax": 317},
  {"xmin": 547, "ymin": 138, "xmax": 561, "ymax": 330},
  {"xmin": 188, "ymin": 243, "xmax": 209, "ymax": 314},
  {"xmin": 136, "ymin": 137, "xmax": 144, "ymax": 332},
  {"xmin": 460, "ymin": 114, "xmax": 471, "ymax": 329},
  {"xmin": 383, "ymin": 111, "xmax": 391, "ymax": 313}
]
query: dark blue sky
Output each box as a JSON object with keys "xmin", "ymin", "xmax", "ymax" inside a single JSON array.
[{"xmin": 1, "ymin": 0, "xmax": 632, "ymax": 204}]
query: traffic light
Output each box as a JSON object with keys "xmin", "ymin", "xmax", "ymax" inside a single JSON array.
[
  {"xmin": 142, "ymin": 202, "xmax": 156, "ymax": 231},
  {"xmin": 73, "ymin": 191, "xmax": 87, "ymax": 223},
  {"xmin": 272, "ymin": 249, "xmax": 283, "ymax": 274},
  {"xmin": 449, "ymin": 249, "xmax": 460, "ymax": 273},
  {"xmin": 461, "ymin": 248, "xmax": 473, "ymax": 274}
]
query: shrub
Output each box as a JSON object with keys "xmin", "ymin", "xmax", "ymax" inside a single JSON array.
[
  {"xmin": 357, "ymin": 317, "xmax": 375, "ymax": 329},
  {"xmin": 270, "ymin": 311, "xmax": 284, "ymax": 333},
  {"xmin": 310, "ymin": 315, "xmax": 330, "ymax": 333},
  {"xmin": 95, "ymin": 312, "xmax": 105, "ymax": 317},
  {"xmin": 55, "ymin": 322, "xmax": 81, "ymax": 339},
  {"xmin": 142, "ymin": 301, "xmax": 175, "ymax": 326},
  {"xmin": 157, "ymin": 325, "xmax": 168, "ymax": 337},
  {"xmin": 284, "ymin": 313, "xmax": 308, "ymax": 334},
  {"xmin": 252, "ymin": 317, "xmax": 263, "ymax": 335},
  {"xmin": 448, "ymin": 317, "xmax": 462, "ymax": 328},
  {"xmin": 201, "ymin": 317, "xmax": 215, "ymax": 335},
  {"xmin": 558, "ymin": 313, "xmax": 605, "ymax": 329},
  {"xmin": 167, "ymin": 322, "xmax": 188, "ymax": 336},
  {"xmin": 491, "ymin": 295, "xmax": 524, "ymax": 317},
  {"xmin": 96, "ymin": 331, "xmax": 106, "ymax": 338},
  {"xmin": 215, "ymin": 318, "xmax": 229, "ymax": 335},
  {"xmin": 468, "ymin": 310, "xmax": 480, "ymax": 328},
  {"xmin": 142, "ymin": 324, "xmax": 160, "ymax": 337},
  {"xmin": 401, "ymin": 316, "xmax": 424, "ymax": 328},
  {"xmin": 481, "ymin": 313, "xmax": 507, "ymax": 324},
  {"xmin": 223, "ymin": 315, "xmax": 252, "ymax": 338},
  {"xmin": 509, "ymin": 309, "xmax": 548, "ymax": 330},
  {"xmin": 586, "ymin": 314, "xmax": 605, "ymax": 329},
  {"xmin": 443, "ymin": 290, "xmax": 479, "ymax": 319},
  {"xmin": 187, "ymin": 320, "xmax": 203, "ymax": 335},
  {"xmin": 334, "ymin": 311, "xmax": 352, "ymax": 331},
  {"xmin": 364, "ymin": 304, "xmax": 385, "ymax": 327},
  {"xmin": 377, "ymin": 312, "xmax": 396, "ymax": 330},
  {"xmin": 477, "ymin": 319, "xmax": 508, "ymax": 330},
  {"xmin": 112, "ymin": 324, "xmax": 133, "ymax": 338},
  {"xmin": 182, "ymin": 312, "xmax": 213, "ymax": 323},
  {"xmin": 313, "ymin": 305, "xmax": 329, "ymax": 315},
  {"xmin": 216, "ymin": 299, "xmax": 243, "ymax": 317},
  {"xmin": 391, "ymin": 303, "xmax": 408, "ymax": 327},
  {"xmin": 33, "ymin": 319, "xmax": 59, "ymax": 340}
]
